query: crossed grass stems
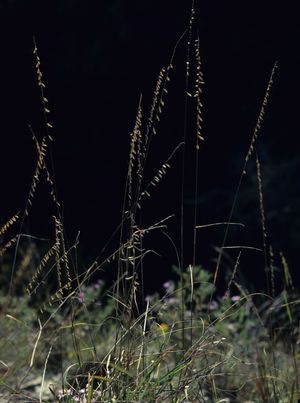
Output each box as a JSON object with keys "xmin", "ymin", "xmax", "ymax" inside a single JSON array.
[{"xmin": 0, "ymin": 3, "xmax": 299, "ymax": 402}]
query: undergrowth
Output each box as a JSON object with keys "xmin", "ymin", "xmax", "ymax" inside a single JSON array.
[{"xmin": 0, "ymin": 2, "xmax": 299, "ymax": 402}]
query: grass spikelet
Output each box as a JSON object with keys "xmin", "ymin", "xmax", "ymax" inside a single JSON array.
[
  {"xmin": 256, "ymin": 153, "xmax": 269, "ymax": 292},
  {"xmin": 140, "ymin": 142, "xmax": 183, "ymax": 202},
  {"xmin": 225, "ymin": 251, "xmax": 242, "ymax": 298},
  {"xmin": 25, "ymin": 135, "xmax": 48, "ymax": 216},
  {"xmin": 0, "ymin": 235, "xmax": 18, "ymax": 257},
  {"xmin": 136, "ymin": 105, "xmax": 143, "ymax": 182},
  {"xmin": 128, "ymin": 97, "xmax": 143, "ymax": 207},
  {"xmin": 57, "ymin": 223, "xmax": 72, "ymax": 291},
  {"xmin": 42, "ymin": 280, "xmax": 75, "ymax": 313},
  {"xmin": 26, "ymin": 243, "xmax": 57, "ymax": 294},
  {"xmin": 269, "ymin": 245, "xmax": 276, "ymax": 297},
  {"xmin": 145, "ymin": 57, "xmax": 175, "ymax": 154},
  {"xmin": 33, "ymin": 37, "xmax": 54, "ymax": 142},
  {"xmin": 192, "ymin": 34, "xmax": 205, "ymax": 269},
  {"xmin": 52, "ymin": 215, "xmax": 72, "ymax": 293},
  {"xmin": 54, "ymin": 215, "xmax": 63, "ymax": 291},
  {"xmin": 0, "ymin": 212, "xmax": 20, "ymax": 237},
  {"xmin": 280, "ymin": 252, "xmax": 293, "ymax": 291},
  {"xmin": 256, "ymin": 154, "xmax": 267, "ymax": 253},
  {"xmin": 213, "ymin": 61, "xmax": 278, "ymax": 286},
  {"xmin": 245, "ymin": 61, "xmax": 278, "ymax": 164},
  {"xmin": 30, "ymin": 127, "xmax": 59, "ymax": 207},
  {"xmin": 194, "ymin": 35, "xmax": 205, "ymax": 147},
  {"xmin": 185, "ymin": 0, "xmax": 195, "ymax": 80},
  {"xmin": 148, "ymin": 66, "xmax": 167, "ymax": 129}
]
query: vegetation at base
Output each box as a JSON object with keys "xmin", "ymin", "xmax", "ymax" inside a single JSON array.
[
  {"xmin": 0, "ymin": 264, "xmax": 299, "ymax": 402},
  {"xmin": 0, "ymin": 2, "xmax": 299, "ymax": 402}
]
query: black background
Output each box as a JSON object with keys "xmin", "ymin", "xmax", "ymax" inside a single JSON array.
[{"xmin": 1, "ymin": 1, "xmax": 300, "ymax": 293}]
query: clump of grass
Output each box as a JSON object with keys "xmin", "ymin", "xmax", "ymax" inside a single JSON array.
[{"xmin": 0, "ymin": 3, "xmax": 299, "ymax": 403}]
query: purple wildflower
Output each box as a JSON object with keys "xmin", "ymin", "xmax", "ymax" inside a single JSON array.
[
  {"xmin": 208, "ymin": 300, "xmax": 219, "ymax": 310},
  {"xmin": 78, "ymin": 291, "xmax": 85, "ymax": 303}
]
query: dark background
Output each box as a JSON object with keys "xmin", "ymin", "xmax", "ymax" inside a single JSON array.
[{"xmin": 0, "ymin": 1, "xmax": 300, "ymax": 293}]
